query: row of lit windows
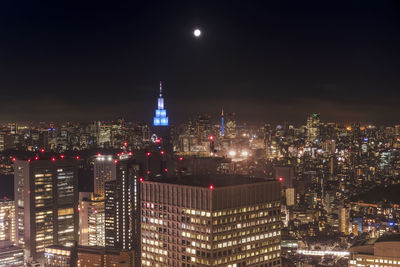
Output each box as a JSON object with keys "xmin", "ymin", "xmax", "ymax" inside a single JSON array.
[
  {"xmin": 351, "ymin": 257, "xmax": 400, "ymax": 265},
  {"xmin": 212, "ymin": 213, "xmax": 279, "ymax": 226},
  {"xmin": 213, "ymin": 224, "xmax": 280, "ymax": 241}
]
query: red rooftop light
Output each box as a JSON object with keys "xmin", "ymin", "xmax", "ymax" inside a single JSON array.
[
  {"xmin": 27, "ymin": 159, "xmax": 31, "ymax": 162},
  {"xmin": 35, "ymin": 156, "xmax": 39, "ymax": 160},
  {"xmin": 147, "ymin": 170, "xmax": 151, "ymax": 174},
  {"xmin": 75, "ymin": 156, "xmax": 80, "ymax": 160},
  {"xmin": 160, "ymin": 150, "xmax": 165, "ymax": 155},
  {"xmin": 60, "ymin": 155, "xmax": 64, "ymax": 159},
  {"xmin": 128, "ymin": 152, "xmax": 133, "ymax": 155},
  {"xmin": 124, "ymin": 142, "xmax": 128, "ymax": 146},
  {"xmin": 114, "ymin": 160, "xmax": 118, "ymax": 164},
  {"xmin": 209, "ymin": 185, "xmax": 214, "ymax": 190},
  {"xmin": 12, "ymin": 157, "xmax": 16, "ymax": 162},
  {"xmin": 40, "ymin": 148, "xmax": 45, "ymax": 153},
  {"xmin": 209, "ymin": 135, "xmax": 214, "ymax": 141},
  {"xmin": 146, "ymin": 152, "xmax": 151, "ymax": 157},
  {"xmin": 139, "ymin": 177, "xmax": 143, "ymax": 182},
  {"xmin": 164, "ymin": 168, "xmax": 168, "ymax": 172},
  {"xmin": 278, "ymin": 177, "xmax": 284, "ymax": 182},
  {"xmin": 179, "ymin": 157, "xmax": 183, "ymax": 161},
  {"xmin": 51, "ymin": 157, "xmax": 56, "ymax": 162}
]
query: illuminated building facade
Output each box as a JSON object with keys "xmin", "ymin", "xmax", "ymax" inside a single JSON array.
[
  {"xmin": 141, "ymin": 176, "xmax": 282, "ymax": 267},
  {"xmin": 306, "ymin": 113, "xmax": 320, "ymax": 142},
  {"xmin": 0, "ymin": 200, "xmax": 15, "ymax": 246},
  {"xmin": 0, "ymin": 245, "xmax": 24, "ymax": 266},
  {"xmin": 94, "ymin": 154, "xmax": 116, "ymax": 198},
  {"xmin": 349, "ymin": 234, "xmax": 400, "ymax": 267},
  {"xmin": 14, "ymin": 159, "xmax": 79, "ymax": 262},
  {"xmin": 153, "ymin": 81, "xmax": 169, "ymax": 126},
  {"xmin": 77, "ymin": 246, "xmax": 135, "ymax": 267},
  {"xmin": 225, "ymin": 112, "xmax": 237, "ymax": 139},
  {"xmin": 78, "ymin": 193, "xmax": 105, "ymax": 247},
  {"xmin": 105, "ymin": 158, "xmax": 141, "ymax": 267},
  {"xmin": 44, "ymin": 245, "xmax": 74, "ymax": 267}
]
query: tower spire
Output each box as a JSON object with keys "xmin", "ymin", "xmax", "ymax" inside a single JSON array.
[
  {"xmin": 153, "ymin": 81, "xmax": 168, "ymax": 126},
  {"xmin": 221, "ymin": 107, "xmax": 225, "ymax": 137}
]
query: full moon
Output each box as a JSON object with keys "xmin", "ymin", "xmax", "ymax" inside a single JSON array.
[{"xmin": 193, "ymin": 29, "xmax": 201, "ymax": 37}]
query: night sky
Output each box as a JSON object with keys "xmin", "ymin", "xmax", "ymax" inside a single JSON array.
[{"xmin": 1, "ymin": 1, "xmax": 399, "ymax": 124}]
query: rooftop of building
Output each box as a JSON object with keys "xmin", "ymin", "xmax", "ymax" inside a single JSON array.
[
  {"xmin": 350, "ymin": 233, "xmax": 400, "ymax": 254},
  {"xmin": 145, "ymin": 174, "xmax": 276, "ymax": 188},
  {"xmin": 376, "ymin": 233, "xmax": 400, "ymax": 243}
]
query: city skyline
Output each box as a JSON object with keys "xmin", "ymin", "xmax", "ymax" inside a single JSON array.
[
  {"xmin": 2, "ymin": 1, "xmax": 400, "ymax": 266},
  {"xmin": 1, "ymin": 1, "xmax": 400, "ymax": 123}
]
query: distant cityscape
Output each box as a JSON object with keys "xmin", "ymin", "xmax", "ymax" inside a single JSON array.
[{"xmin": 0, "ymin": 83, "xmax": 399, "ymax": 267}]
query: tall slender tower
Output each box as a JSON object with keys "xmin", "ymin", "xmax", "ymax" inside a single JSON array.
[
  {"xmin": 152, "ymin": 81, "xmax": 172, "ymax": 152},
  {"xmin": 153, "ymin": 81, "xmax": 169, "ymax": 126},
  {"xmin": 221, "ymin": 107, "xmax": 225, "ymax": 137},
  {"xmin": 105, "ymin": 158, "xmax": 141, "ymax": 267}
]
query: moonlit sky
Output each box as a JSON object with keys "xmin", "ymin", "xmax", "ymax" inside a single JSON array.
[{"xmin": 0, "ymin": 1, "xmax": 400, "ymax": 125}]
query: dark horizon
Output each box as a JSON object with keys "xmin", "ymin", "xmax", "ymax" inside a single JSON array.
[{"xmin": 1, "ymin": 1, "xmax": 400, "ymax": 124}]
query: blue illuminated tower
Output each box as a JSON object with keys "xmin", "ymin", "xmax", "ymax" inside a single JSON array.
[
  {"xmin": 221, "ymin": 107, "xmax": 225, "ymax": 136},
  {"xmin": 153, "ymin": 81, "xmax": 169, "ymax": 126}
]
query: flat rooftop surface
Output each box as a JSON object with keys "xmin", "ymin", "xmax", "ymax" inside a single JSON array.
[{"xmin": 146, "ymin": 175, "xmax": 275, "ymax": 188}]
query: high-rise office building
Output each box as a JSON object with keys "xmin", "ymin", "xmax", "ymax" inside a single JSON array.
[
  {"xmin": 94, "ymin": 154, "xmax": 116, "ymax": 198},
  {"xmin": 225, "ymin": 112, "xmax": 237, "ymax": 138},
  {"xmin": 141, "ymin": 175, "xmax": 282, "ymax": 267},
  {"xmin": 306, "ymin": 113, "xmax": 320, "ymax": 142},
  {"xmin": 0, "ymin": 200, "xmax": 23, "ymax": 267},
  {"xmin": 0, "ymin": 245, "xmax": 24, "ymax": 266},
  {"xmin": 44, "ymin": 245, "xmax": 75, "ymax": 267},
  {"xmin": 14, "ymin": 158, "xmax": 79, "ymax": 262},
  {"xmin": 78, "ymin": 193, "xmax": 105, "ymax": 247},
  {"xmin": 105, "ymin": 158, "xmax": 141, "ymax": 267},
  {"xmin": 349, "ymin": 234, "xmax": 400, "ymax": 266},
  {"xmin": 285, "ymin": 188, "xmax": 295, "ymax": 207},
  {"xmin": 0, "ymin": 200, "xmax": 15, "ymax": 246}
]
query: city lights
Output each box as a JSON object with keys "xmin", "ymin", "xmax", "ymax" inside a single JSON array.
[
  {"xmin": 0, "ymin": 3, "xmax": 398, "ymax": 267},
  {"xmin": 241, "ymin": 150, "xmax": 249, "ymax": 157}
]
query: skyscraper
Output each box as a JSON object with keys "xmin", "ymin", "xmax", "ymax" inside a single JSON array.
[
  {"xmin": 0, "ymin": 199, "xmax": 22, "ymax": 266},
  {"xmin": 94, "ymin": 154, "xmax": 116, "ymax": 198},
  {"xmin": 105, "ymin": 158, "xmax": 141, "ymax": 267},
  {"xmin": 153, "ymin": 81, "xmax": 169, "ymax": 127},
  {"xmin": 0, "ymin": 200, "xmax": 15, "ymax": 246},
  {"xmin": 141, "ymin": 175, "xmax": 282, "ymax": 267},
  {"xmin": 306, "ymin": 113, "xmax": 320, "ymax": 142},
  {"xmin": 221, "ymin": 107, "xmax": 225, "ymax": 137},
  {"xmin": 152, "ymin": 81, "xmax": 172, "ymax": 152},
  {"xmin": 14, "ymin": 158, "xmax": 79, "ymax": 262},
  {"xmin": 78, "ymin": 192, "xmax": 105, "ymax": 247}
]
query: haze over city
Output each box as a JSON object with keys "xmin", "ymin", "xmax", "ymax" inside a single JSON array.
[{"xmin": 1, "ymin": 1, "xmax": 400, "ymax": 123}]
